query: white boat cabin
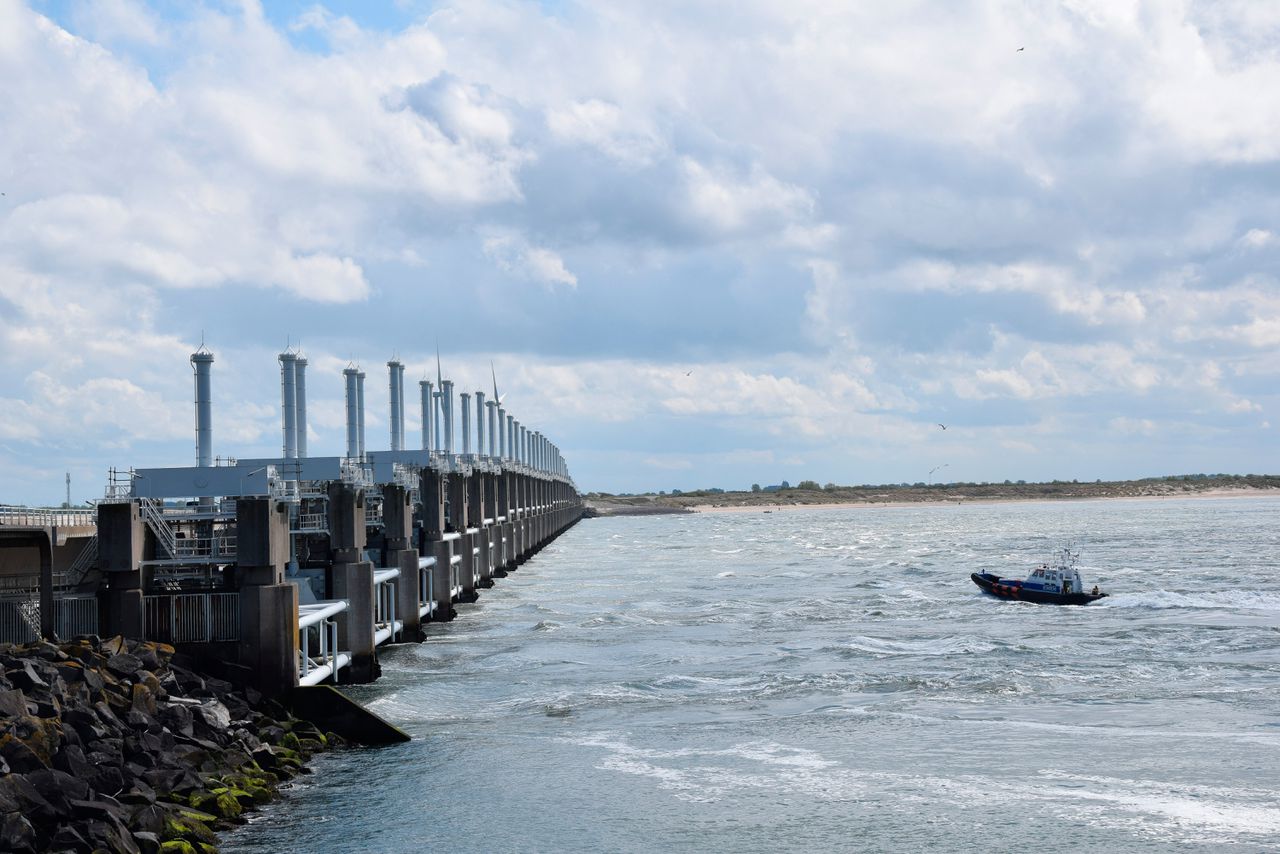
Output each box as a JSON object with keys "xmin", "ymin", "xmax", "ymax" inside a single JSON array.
[{"xmin": 1023, "ymin": 563, "xmax": 1085, "ymax": 594}]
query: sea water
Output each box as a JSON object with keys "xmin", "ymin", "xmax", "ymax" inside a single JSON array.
[{"xmin": 223, "ymin": 496, "xmax": 1280, "ymax": 852}]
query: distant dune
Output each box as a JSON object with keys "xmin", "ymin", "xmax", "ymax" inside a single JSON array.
[{"xmin": 583, "ymin": 475, "xmax": 1280, "ymax": 516}]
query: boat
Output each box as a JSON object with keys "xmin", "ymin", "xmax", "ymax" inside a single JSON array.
[{"xmin": 971, "ymin": 546, "xmax": 1108, "ymax": 605}]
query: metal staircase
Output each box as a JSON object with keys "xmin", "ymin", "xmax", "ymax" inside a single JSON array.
[
  {"xmin": 140, "ymin": 499, "xmax": 178, "ymax": 558},
  {"xmin": 64, "ymin": 535, "xmax": 99, "ymax": 587}
]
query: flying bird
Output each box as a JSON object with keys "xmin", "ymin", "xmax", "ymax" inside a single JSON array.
[
  {"xmin": 684, "ymin": 370, "xmax": 693, "ymax": 376},
  {"xmin": 1017, "ymin": 46, "xmax": 1025, "ymax": 52},
  {"xmin": 938, "ymin": 423, "xmax": 948, "ymax": 430}
]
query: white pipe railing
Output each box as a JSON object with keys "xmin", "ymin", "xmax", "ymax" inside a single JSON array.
[
  {"xmin": 418, "ymin": 556, "xmax": 437, "ymax": 619},
  {"xmin": 373, "ymin": 567, "xmax": 401, "ymax": 646},
  {"xmin": 298, "ymin": 600, "xmax": 350, "ymax": 686}
]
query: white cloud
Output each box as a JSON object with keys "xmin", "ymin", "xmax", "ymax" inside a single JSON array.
[
  {"xmin": 1, "ymin": 1, "xmax": 1279, "ymax": 500},
  {"xmin": 546, "ymin": 98, "xmax": 664, "ymax": 165},
  {"xmin": 69, "ymin": 0, "xmax": 166, "ymax": 47},
  {"xmin": 681, "ymin": 158, "xmax": 813, "ymax": 237},
  {"xmin": 1238, "ymin": 228, "xmax": 1275, "ymax": 249},
  {"xmin": 482, "ymin": 232, "xmax": 577, "ymax": 289}
]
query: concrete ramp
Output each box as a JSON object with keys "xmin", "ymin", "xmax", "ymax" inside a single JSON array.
[{"xmin": 288, "ymin": 684, "xmax": 411, "ymax": 745}]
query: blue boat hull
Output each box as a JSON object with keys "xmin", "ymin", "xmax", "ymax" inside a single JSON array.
[{"xmin": 971, "ymin": 572, "xmax": 1107, "ymax": 606}]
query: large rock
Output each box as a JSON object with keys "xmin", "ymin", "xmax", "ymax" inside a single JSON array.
[
  {"xmin": 0, "ymin": 811, "xmax": 37, "ymax": 854},
  {"xmin": 106, "ymin": 653, "xmax": 144, "ymax": 679},
  {"xmin": 0, "ymin": 688, "xmax": 28, "ymax": 718}
]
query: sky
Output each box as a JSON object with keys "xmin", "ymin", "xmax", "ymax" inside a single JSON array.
[{"xmin": 2, "ymin": 0, "xmax": 1278, "ymax": 505}]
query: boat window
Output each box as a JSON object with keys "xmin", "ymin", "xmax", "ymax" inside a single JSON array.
[{"xmin": 1032, "ymin": 569, "xmax": 1044, "ymax": 578}]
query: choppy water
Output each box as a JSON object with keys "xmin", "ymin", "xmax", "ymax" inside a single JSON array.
[{"xmin": 224, "ymin": 497, "xmax": 1280, "ymax": 853}]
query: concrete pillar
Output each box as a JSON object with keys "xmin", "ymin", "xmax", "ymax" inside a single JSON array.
[
  {"xmin": 382, "ymin": 484, "xmax": 420, "ymax": 641},
  {"xmin": 460, "ymin": 530, "xmax": 478, "ymax": 601},
  {"xmin": 97, "ymin": 501, "xmax": 147, "ymax": 639},
  {"xmin": 327, "ymin": 483, "xmax": 367, "ymax": 555},
  {"xmin": 233, "ymin": 497, "xmax": 299, "ymax": 694},
  {"xmin": 390, "ymin": 547, "xmax": 420, "ymax": 639},
  {"xmin": 428, "ymin": 538, "xmax": 455, "ymax": 621},
  {"xmin": 326, "ymin": 483, "xmax": 376, "ymax": 680},
  {"xmin": 238, "ymin": 583, "xmax": 298, "ymax": 696},
  {"xmin": 420, "ymin": 467, "xmax": 446, "ymax": 540},
  {"xmin": 233, "ymin": 497, "xmax": 289, "ymax": 587},
  {"xmin": 332, "ymin": 559, "xmax": 376, "ymax": 682},
  {"xmin": 447, "ymin": 473, "xmax": 469, "ymax": 532}
]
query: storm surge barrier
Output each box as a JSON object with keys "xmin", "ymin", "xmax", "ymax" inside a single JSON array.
[{"xmin": 1, "ymin": 347, "xmax": 584, "ymax": 696}]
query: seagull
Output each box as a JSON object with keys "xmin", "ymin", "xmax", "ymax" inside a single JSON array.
[
  {"xmin": 684, "ymin": 370, "xmax": 693, "ymax": 376},
  {"xmin": 937, "ymin": 423, "xmax": 948, "ymax": 430},
  {"xmin": 1017, "ymin": 47, "xmax": 1025, "ymax": 52}
]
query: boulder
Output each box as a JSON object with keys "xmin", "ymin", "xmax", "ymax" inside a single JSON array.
[
  {"xmin": 0, "ymin": 731, "xmax": 50, "ymax": 773},
  {"xmin": 0, "ymin": 812, "xmax": 37, "ymax": 854},
  {"xmin": 106, "ymin": 653, "xmax": 144, "ymax": 679},
  {"xmin": 0, "ymin": 687, "xmax": 29, "ymax": 718},
  {"xmin": 53, "ymin": 744, "xmax": 94, "ymax": 780}
]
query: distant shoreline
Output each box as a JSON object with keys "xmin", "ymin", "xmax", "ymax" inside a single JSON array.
[
  {"xmin": 686, "ymin": 487, "xmax": 1280, "ymax": 514},
  {"xmin": 583, "ymin": 478, "xmax": 1280, "ymax": 517}
]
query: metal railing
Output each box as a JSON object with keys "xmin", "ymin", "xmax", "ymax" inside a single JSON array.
[
  {"xmin": 418, "ymin": 556, "xmax": 437, "ymax": 619},
  {"xmin": 0, "ymin": 598, "xmax": 39, "ymax": 644},
  {"xmin": 143, "ymin": 592, "xmax": 240, "ymax": 643},
  {"xmin": 64, "ymin": 535, "xmax": 99, "ymax": 587},
  {"xmin": 140, "ymin": 499, "xmax": 177, "ymax": 558},
  {"xmin": 0, "ymin": 505, "xmax": 96, "ymax": 527},
  {"xmin": 391, "ymin": 463, "xmax": 419, "ymax": 489},
  {"xmin": 55, "ymin": 595, "xmax": 98, "ymax": 638},
  {"xmin": 340, "ymin": 459, "xmax": 373, "ymax": 489},
  {"xmin": 373, "ymin": 567, "xmax": 401, "ymax": 646},
  {"xmin": 292, "ymin": 511, "xmax": 328, "ymax": 534},
  {"xmin": 171, "ymin": 534, "xmax": 238, "ymax": 561},
  {"xmin": 298, "ymin": 600, "xmax": 350, "ymax": 686},
  {"xmin": 441, "ymin": 532, "xmax": 463, "ymax": 599}
]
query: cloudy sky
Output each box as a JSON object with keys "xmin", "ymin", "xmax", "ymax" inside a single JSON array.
[{"xmin": 2, "ymin": 0, "xmax": 1278, "ymax": 504}]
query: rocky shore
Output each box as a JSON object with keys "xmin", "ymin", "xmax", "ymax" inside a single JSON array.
[{"xmin": 0, "ymin": 636, "xmax": 342, "ymax": 853}]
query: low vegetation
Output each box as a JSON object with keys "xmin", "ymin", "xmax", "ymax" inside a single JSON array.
[{"xmin": 584, "ymin": 474, "xmax": 1280, "ymax": 514}]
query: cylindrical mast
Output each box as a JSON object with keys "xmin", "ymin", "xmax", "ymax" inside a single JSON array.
[
  {"xmin": 191, "ymin": 349, "xmax": 214, "ymax": 468},
  {"xmin": 460, "ymin": 392, "xmax": 471, "ymax": 455},
  {"xmin": 486, "ymin": 401, "xmax": 497, "ymax": 458},
  {"xmin": 433, "ymin": 390, "xmax": 443, "ymax": 452},
  {"xmin": 356, "ymin": 370, "xmax": 366, "ymax": 460},
  {"xmin": 279, "ymin": 352, "xmax": 298, "ymax": 459},
  {"xmin": 296, "ymin": 357, "xmax": 308, "ymax": 458},
  {"xmin": 343, "ymin": 368, "xmax": 360, "ymax": 459},
  {"xmin": 475, "ymin": 392, "xmax": 486, "ymax": 458},
  {"xmin": 441, "ymin": 380, "xmax": 454, "ymax": 455},
  {"xmin": 420, "ymin": 380, "xmax": 433, "ymax": 451},
  {"xmin": 388, "ymin": 359, "xmax": 404, "ymax": 452}
]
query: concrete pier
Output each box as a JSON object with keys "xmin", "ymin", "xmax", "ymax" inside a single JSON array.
[{"xmin": 3, "ymin": 349, "xmax": 585, "ymax": 698}]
